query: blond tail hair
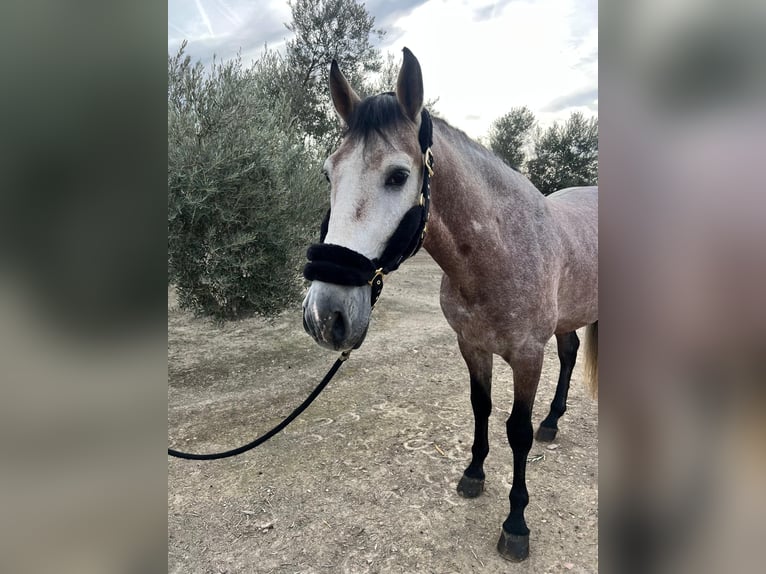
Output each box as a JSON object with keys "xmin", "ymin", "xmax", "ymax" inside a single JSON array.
[{"xmin": 584, "ymin": 321, "xmax": 598, "ymax": 398}]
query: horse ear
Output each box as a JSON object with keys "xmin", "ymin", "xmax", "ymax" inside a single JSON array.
[
  {"xmin": 329, "ymin": 59, "xmax": 360, "ymax": 125},
  {"xmin": 396, "ymin": 47, "xmax": 424, "ymax": 122}
]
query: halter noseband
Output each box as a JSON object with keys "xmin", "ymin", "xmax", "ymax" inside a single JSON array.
[{"xmin": 303, "ymin": 109, "xmax": 434, "ymax": 308}]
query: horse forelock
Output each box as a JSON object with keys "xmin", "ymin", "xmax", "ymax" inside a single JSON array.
[{"xmin": 346, "ymin": 92, "xmax": 413, "ymax": 143}]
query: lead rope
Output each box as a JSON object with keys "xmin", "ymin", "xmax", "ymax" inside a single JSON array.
[{"xmin": 168, "ymin": 351, "xmax": 351, "ymax": 460}]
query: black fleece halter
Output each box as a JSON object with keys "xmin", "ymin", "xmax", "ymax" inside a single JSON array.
[{"xmin": 303, "ymin": 109, "xmax": 434, "ymax": 307}]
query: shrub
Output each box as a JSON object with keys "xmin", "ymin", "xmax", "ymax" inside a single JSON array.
[{"xmin": 168, "ymin": 46, "xmax": 327, "ymax": 318}]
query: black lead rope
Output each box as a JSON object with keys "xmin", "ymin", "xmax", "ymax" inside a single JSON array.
[
  {"xmin": 168, "ymin": 109, "xmax": 434, "ymax": 461},
  {"xmin": 168, "ymin": 351, "xmax": 350, "ymax": 460}
]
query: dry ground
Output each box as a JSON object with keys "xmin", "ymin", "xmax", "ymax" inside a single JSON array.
[{"xmin": 168, "ymin": 252, "xmax": 598, "ymax": 573}]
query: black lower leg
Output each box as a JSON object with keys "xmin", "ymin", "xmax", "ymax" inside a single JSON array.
[
  {"xmin": 503, "ymin": 401, "xmax": 533, "ymax": 535},
  {"xmin": 498, "ymin": 400, "xmax": 534, "ymax": 561},
  {"xmin": 464, "ymin": 375, "xmax": 492, "ymax": 479},
  {"xmin": 458, "ymin": 374, "xmax": 492, "ymax": 497},
  {"xmin": 537, "ymin": 331, "xmax": 579, "ymax": 441},
  {"xmin": 457, "ymin": 343, "xmax": 492, "ymax": 499}
]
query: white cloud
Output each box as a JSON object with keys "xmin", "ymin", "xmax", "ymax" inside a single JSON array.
[{"xmin": 380, "ymin": 0, "xmax": 597, "ymax": 137}]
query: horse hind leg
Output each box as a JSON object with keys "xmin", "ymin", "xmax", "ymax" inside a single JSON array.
[
  {"xmin": 536, "ymin": 331, "xmax": 579, "ymax": 442},
  {"xmin": 455, "ymin": 339, "xmax": 493, "ymax": 499}
]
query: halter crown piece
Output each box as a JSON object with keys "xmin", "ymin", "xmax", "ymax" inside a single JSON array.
[{"xmin": 303, "ymin": 109, "xmax": 434, "ymax": 308}]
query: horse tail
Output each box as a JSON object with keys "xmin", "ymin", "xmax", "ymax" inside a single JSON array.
[{"xmin": 584, "ymin": 321, "xmax": 598, "ymax": 398}]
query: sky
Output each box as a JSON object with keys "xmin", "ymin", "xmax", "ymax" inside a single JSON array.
[{"xmin": 168, "ymin": 0, "xmax": 597, "ymax": 140}]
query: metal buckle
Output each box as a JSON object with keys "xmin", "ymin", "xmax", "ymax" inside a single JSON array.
[
  {"xmin": 368, "ymin": 267, "xmax": 386, "ymax": 309},
  {"xmin": 368, "ymin": 268, "xmax": 385, "ymax": 287},
  {"xmin": 424, "ymin": 148, "xmax": 434, "ymax": 177}
]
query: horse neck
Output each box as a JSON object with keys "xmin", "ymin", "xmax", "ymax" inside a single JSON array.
[{"xmin": 423, "ymin": 120, "xmax": 546, "ymax": 278}]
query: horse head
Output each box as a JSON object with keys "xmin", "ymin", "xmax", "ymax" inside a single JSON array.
[{"xmin": 302, "ymin": 48, "xmax": 429, "ymax": 351}]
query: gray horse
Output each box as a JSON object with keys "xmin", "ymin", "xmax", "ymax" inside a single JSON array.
[{"xmin": 303, "ymin": 48, "xmax": 598, "ymax": 562}]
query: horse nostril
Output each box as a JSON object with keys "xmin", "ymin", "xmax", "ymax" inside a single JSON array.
[{"xmin": 330, "ymin": 311, "xmax": 347, "ymax": 346}]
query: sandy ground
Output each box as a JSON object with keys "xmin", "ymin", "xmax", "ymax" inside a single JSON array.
[{"xmin": 168, "ymin": 252, "xmax": 598, "ymax": 573}]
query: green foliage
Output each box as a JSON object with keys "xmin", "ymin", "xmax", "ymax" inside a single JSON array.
[
  {"xmin": 525, "ymin": 112, "xmax": 599, "ymax": 195},
  {"xmin": 284, "ymin": 0, "xmax": 385, "ymax": 151},
  {"xmin": 365, "ymin": 51, "xmax": 398, "ymax": 95},
  {"xmin": 487, "ymin": 106, "xmax": 598, "ymax": 194},
  {"xmin": 488, "ymin": 106, "xmax": 536, "ymax": 169},
  {"xmin": 167, "ymin": 44, "xmax": 327, "ymax": 319}
]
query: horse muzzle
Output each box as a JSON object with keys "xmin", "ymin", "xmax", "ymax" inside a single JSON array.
[{"xmin": 302, "ymin": 281, "xmax": 371, "ymax": 351}]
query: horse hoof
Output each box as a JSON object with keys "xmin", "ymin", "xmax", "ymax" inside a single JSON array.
[
  {"xmin": 535, "ymin": 425, "xmax": 557, "ymax": 442},
  {"xmin": 456, "ymin": 474, "xmax": 484, "ymax": 498},
  {"xmin": 497, "ymin": 529, "xmax": 530, "ymax": 562}
]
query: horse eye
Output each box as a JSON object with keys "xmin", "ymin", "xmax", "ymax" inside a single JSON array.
[{"xmin": 385, "ymin": 170, "xmax": 409, "ymax": 187}]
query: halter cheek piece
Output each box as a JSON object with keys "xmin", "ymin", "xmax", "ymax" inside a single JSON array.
[{"xmin": 303, "ymin": 109, "xmax": 434, "ymax": 308}]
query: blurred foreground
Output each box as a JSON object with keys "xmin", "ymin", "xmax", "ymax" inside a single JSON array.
[{"xmin": 601, "ymin": 1, "xmax": 766, "ymax": 572}]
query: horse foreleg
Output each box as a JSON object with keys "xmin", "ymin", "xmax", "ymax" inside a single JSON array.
[
  {"xmin": 536, "ymin": 331, "xmax": 580, "ymax": 442},
  {"xmin": 456, "ymin": 338, "xmax": 493, "ymax": 499},
  {"xmin": 498, "ymin": 350, "xmax": 543, "ymax": 562}
]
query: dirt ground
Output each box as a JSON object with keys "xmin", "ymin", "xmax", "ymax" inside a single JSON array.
[{"xmin": 168, "ymin": 252, "xmax": 598, "ymax": 573}]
